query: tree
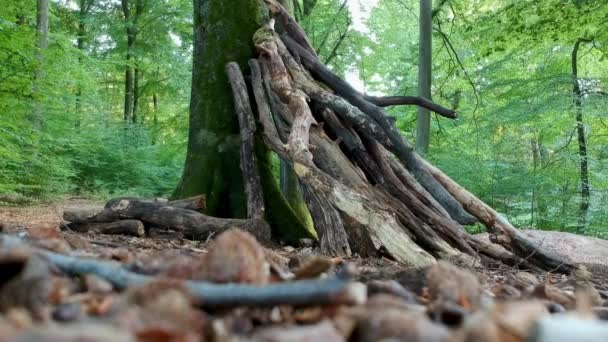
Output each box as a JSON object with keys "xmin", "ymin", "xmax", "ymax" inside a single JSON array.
[
  {"xmin": 416, "ymin": 0, "xmax": 432, "ymax": 155},
  {"xmin": 31, "ymin": 0, "xmax": 49, "ymax": 130},
  {"xmin": 571, "ymin": 38, "xmax": 593, "ymax": 232},
  {"xmin": 174, "ymin": 0, "xmax": 314, "ymax": 241},
  {"xmin": 120, "ymin": 0, "xmax": 145, "ymax": 123}
]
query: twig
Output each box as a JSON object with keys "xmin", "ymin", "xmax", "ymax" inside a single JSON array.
[{"xmin": 0, "ymin": 236, "xmax": 365, "ymax": 308}]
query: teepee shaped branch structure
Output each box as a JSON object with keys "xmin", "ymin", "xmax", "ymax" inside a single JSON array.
[{"xmin": 225, "ymin": 0, "xmax": 574, "ymax": 272}]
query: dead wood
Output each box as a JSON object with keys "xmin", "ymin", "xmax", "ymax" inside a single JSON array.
[
  {"xmin": 100, "ymin": 219, "xmax": 145, "ymax": 237},
  {"xmin": 249, "ymin": 36, "xmax": 435, "ymax": 266},
  {"xmin": 364, "ymin": 95, "xmax": 457, "ymax": 119},
  {"xmin": 167, "ymin": 195, "xmax": 206, "ymax": 212},
  {"xmin": 280, "ymin": 34, "xmax": 477, "ymax": 226},
  {"xmin": 226, "ymin": 62, "xmax": 266, "ymax": 220},
  {"xmin": 0, "ymin": 235, "xmax": 365, "ymax": 308},
  {"xmin": 65, "ymin": 198, "xmax": 271, "ymax": 244},
  {"xmin": 418, "ymin": 156, "xmax": 575, "ymax": 273}
]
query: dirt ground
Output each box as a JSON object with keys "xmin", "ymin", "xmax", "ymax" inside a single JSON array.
[
  {"xmin": 0, "ymin": 199, "xmax": 607, "ymax": 341},
  {"xmin": 2, "ymin": 199, "xmax": 606, "ymax": 272}
]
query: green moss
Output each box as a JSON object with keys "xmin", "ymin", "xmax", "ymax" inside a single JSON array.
[
  {"xmin": 257, "ymin": 141, "xmax": 317, "ymax": 243},
  {"xmin": 282, "ymin": 163, "xmax": 315, "ymax": 232}
]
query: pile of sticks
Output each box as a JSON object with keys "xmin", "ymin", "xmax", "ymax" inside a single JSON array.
[{"xmin": 223, "ymin": 0, "xmax": 574, "ymax": 272}]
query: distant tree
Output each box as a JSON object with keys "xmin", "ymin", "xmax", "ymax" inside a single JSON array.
[
  {"xmin": 31, "ymin": 0, "xmax": 49, "ymax": 130},
  {"xmin": 416, "ymin": 0, "xmax": 432, "ymax": 155}
]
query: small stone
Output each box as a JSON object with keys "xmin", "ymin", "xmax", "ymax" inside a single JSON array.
[
  {"xmin": 199, "ymin": 229, "xmax": 269, "ymax": 284},
  {"xmin": 514, "ymin": 271, "xmax": 539, "ymax": 287},
  {"xmin": 52, "ymin": 302, "xmax": 82, "ymax": 322},
  {"xmin": 253, "ymin": 320, "xmax": 343, "ymax": 342}
]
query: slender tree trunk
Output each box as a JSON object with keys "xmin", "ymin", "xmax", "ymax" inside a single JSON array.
[
  {"xmin": 531, "ymin": 137, "xmax": 549, "ymax": 227},
  {"xmin": 131, "ymin": 0, "xmax": 144, "ymax": 124},
  {"xmin": 133, "ymin": 65, "xmax": 140, "ymax": 123},
  {"xmin": 151, "ymin": 93, "xmax": 158, "ymax": 144},
  {"xmin": 572, "ymin": 38, "xmax": 592, "ymax": 232},
  {"xmin": 121, "ymin": 0, "xmax": 134, "ymax": 123},
  {"xmin": 416, "ymin": 0, "xmax": 432, "ymax": 155},
  {"xmin": 302, "ymin": 0, "xmax": 317, "ymax": 17},
  {"xmin": 31, "ymin": 0, "xmax": 49, "ymax": 130},
  {"xmin": 75, "ymin": 0, "xmax": 90, "ymax": 128}
]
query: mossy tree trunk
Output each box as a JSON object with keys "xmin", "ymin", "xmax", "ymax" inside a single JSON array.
[
  {"xmin": 174, "ymin": 0, "xmax": 264, "ymax": 217},
  {"xmin": 174, "ymin": 0, "xmax": 314, "ymax": 241}
]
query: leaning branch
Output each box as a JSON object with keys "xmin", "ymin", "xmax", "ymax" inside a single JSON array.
[
  {"xmin": 364, "ymin": 95, "xmax": 457, "ymax": 119},
  {"xmin": 227, "ymin": 62, "xmax": 266, "ymax": 220}
]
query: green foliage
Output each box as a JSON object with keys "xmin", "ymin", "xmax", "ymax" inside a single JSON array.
[
  {"xmin": 0, "ymin": 0, "xmax": 191, "ymax": 200},
  {"xmin": 1, "ymin": 0, "xmax": 607, "ymax": 239},
  {"xmin": 355, "ymin": 0, "xmax": 608, "ymax": 236}
]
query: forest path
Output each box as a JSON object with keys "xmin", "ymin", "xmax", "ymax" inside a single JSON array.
[{"xmin": 0, "ymin": 198, "xmax": 104, "ymax": 227}]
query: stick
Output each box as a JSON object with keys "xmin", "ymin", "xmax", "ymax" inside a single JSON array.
[
  {"xmin": 226, "ymin": 62, "xmax": 266, "ymax": 221},
  {"xmin": 281, "ymin": 34, "xmax": 477, "ymax": 226},
  {"xmin": 364, "ymin": 95, "xmax": 457, "ymax": 119},
  {"xmin": 28, "ymin": 243, "xmax": 366, "ymax": 307}
]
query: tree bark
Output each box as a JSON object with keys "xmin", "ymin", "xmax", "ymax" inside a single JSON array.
[
  {"xmin": 31, "ymin": 0, "xmax": 49, "ymax": 130},
  {"xmin": 100, "ymin": 219, "xmax": 145, "ymax": 237},
  {"xmin": 276, "ymin": 0, "xmax": 315, "ymax": 234},
  {"xmin": 572, "ymin": 38, "xmax": 592, "ymax": 232},
  {"xmin": 121, "ymin": 0, "xmax": 134, "ymax": 123},
  {"xmin": 226, "ymin": 62, "xmax": 266, "ymax": 220},
  {"xmin": 64, "ymin": 197, "xmax": 271, "ymax": 243},
  {"xmin": 173, "ymin": 0, "xmax": 264, "ymax": 218},
  {"xmin": 416, "ymin": 0, "xmax": 433, "ymax": 155}
]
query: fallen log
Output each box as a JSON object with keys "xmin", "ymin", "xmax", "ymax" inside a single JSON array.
[
  {"xmin": 61, "ymin": 219, "xmax": 145, "ymax": 236},
  {"xmin": 65, "ymin": 198, "xmax": 271, "ymax": 243},
  {"xmin": 100, "ymin": 219, "xmax": 145, "ymax": 237},
  {"xmin": 167, "ymin": 195, "xmax": 206, "ymax": 212}
]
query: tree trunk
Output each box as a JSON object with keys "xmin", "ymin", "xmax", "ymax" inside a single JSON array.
[
  {"xmin": 75, "ymin": 0, "xmax": 88, "ymax": 127},
  {"xmin": 572, "ymin": 38, "xmax": 592, "ymax": 232},
  {"xmin": 416, "ymin": 0, "xmax": 432, "ymax": 155},
  {"xmin": 133, "ymin": 65, "xmax": 140, "ymax": 123},
  {"xmin": 31, "ymin": 0, "xmax": 49, "ymax": 130},
  {"xmin": 173, "ymin": 0, "xmax": 261, "ymax": 216},
  {"xmin": 121, "ymin": 0, "xmax": 134, "ymax": 123},
  {"xmin": 174, "ymin": 0, "xmax": 314, "ymax": 242}
]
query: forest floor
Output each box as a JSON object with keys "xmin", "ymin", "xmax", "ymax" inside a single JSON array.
[{"xmin": 0, "ymin": 199, "xmax": 607, "ymax": 340}]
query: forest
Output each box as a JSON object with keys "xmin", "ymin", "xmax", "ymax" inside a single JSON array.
[
  {"xmin": 2, "ymin": 0, "xmax": 607, "ymax": 236},
  {"xmin": 0, "ymin": 0, "xmax": 608, "ymax": 341}
]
